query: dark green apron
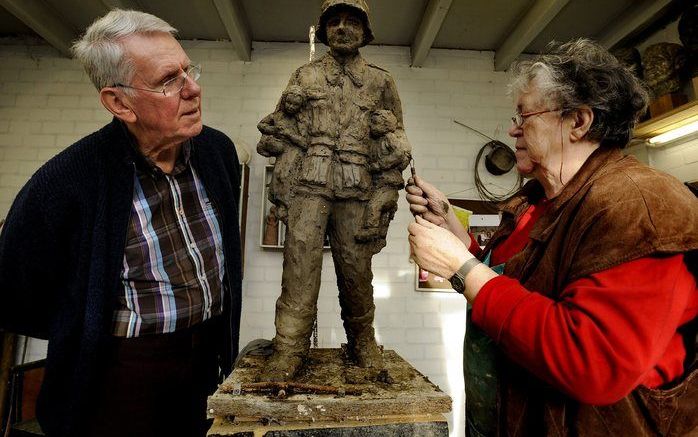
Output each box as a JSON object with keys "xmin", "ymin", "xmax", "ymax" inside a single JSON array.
[{"xmin": 464, "ymin": 253, "xmax": 503, "ymax": 437}]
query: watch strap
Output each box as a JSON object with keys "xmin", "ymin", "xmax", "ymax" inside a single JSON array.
[{"xmin": 449, "ymin": 258, "xmax": 482, "ymax": 292}]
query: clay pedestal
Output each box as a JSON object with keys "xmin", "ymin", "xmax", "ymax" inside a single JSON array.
[{"xmin": 207, "ymin": 348, "xmax": 451, "ymax": 437}]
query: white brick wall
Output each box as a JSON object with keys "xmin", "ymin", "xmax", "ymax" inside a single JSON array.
[
  {"xmin": 1, "ymin": 38, "xmax": 523, "ymax": 437},
  {"xmin": 646, "ymin": 135, "xmax": 698, "ymax": 183}
]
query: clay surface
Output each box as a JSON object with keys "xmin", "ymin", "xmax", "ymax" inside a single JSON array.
[
  {"xmin": 255, "ymin": 0, "xmax": 412, "ymax": 381},
  {"xmin": 208, "ymin": 349, "xmax": 451, "ymax": 422}
]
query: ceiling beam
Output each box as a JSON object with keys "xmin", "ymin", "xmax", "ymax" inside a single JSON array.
[
  {"xmin": 597, "ymin": 0, "xmax": 673, "ymax": 49},
  {"xmin": 494, "ymin": 0, "xmax": 569, "ymax": 71},
  {"xmin": 410, "ymin": 0, "xmax": 454, "ymax": 67},
  {"xmin": 213, "ymin": 0, "xmax": 251, "ymax": 62},
  {"xmin": 0, "ymin": 0, "xmax": 76, "ymax": 57},
  {"xmin": 99, "ymin": 0, "xmax": 144, "ymax": 10}
]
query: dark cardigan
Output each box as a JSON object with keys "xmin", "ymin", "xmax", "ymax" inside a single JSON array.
[{"xmin": 0, "ymin": 118, "xmax": 243, "ymax": 437}]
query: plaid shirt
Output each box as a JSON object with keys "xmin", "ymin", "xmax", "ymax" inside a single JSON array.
[{"xmin": 112, "ymin": 141, "xmax": 225, "ymax": 337}]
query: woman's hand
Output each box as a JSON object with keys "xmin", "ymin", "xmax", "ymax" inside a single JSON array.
[
  {"xmin": 405, "ymin": 176, "xmax": 451, "ymax": 227},
  {"xmin": 408, "ymin": 216, "xmax": 473, "ymax": 279}
]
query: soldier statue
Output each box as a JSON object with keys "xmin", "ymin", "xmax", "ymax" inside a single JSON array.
[{"xmin": 257, "ymin": 0, "xmax": 411, "ymax": 381}]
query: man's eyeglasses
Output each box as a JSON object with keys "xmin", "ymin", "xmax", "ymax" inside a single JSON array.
[
  {"xmin": 511, "ymin": 109, "xmax": 559, "ymax": 127},
  {"xmin": 114, "ymin": 64, "xmax": 202, "ymax": 97}
]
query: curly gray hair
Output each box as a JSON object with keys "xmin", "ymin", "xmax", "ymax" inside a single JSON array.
[
  {"xmin": 510, "ymin": 39, "xmax": 649, "ymax": 149},
  {"xmin": 71, "ymin": 9, "xmax": 177, "ymax": 91}
]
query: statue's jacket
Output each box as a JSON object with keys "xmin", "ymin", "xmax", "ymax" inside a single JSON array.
[{"xmin": 285, "ymin": 52, "xmax": 405, "ymax": 201}]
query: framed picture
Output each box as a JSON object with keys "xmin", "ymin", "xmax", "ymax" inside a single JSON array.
[
  {"xmin": 468, "ymin": 213, "xmax": 501, "ymax": 248},
  {"xmin": 415, "ymin": 266, "xmax": 454, "ymax": 292},
  {"xmin": 414, "ymin": 198, "xmax": 501, "ymax": 292}
]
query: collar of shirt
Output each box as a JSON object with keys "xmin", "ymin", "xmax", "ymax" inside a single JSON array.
[
  {"xmin": 136, "ymin": 140, "xmax": 192, "ymax": 178},
  {"xmin": 119, "ymin": 121, "xmax": 192, "ymax": 178},
  {"xmin": 322, "ymin": 53, "xmax": 366, "ymax": 88}
]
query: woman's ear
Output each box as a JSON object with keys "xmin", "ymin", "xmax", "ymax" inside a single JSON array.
[
  {"xmin": 569, "ymin": 106, "xmax": 594, "ymax": 142},
  {"xmin": 100, "ymin": 87, "xmax": 137, "ymax": 123}
]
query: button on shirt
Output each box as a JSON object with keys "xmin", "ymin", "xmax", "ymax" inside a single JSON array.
[{"xmin": 112, "ymin": 140, "xmax": 225, "ymax": 337}]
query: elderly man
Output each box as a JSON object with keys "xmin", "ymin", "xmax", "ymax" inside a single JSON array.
[
  {"xmin": 0, "ymin": 9, "xmax": 242, "ymax": 437},
  {"xmin": 260, "ymin": 0, "xmax": 410, "ymax": 381}
]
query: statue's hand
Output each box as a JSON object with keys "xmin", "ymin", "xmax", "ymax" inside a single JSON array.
[{"xmin": 257, "ymin": 135, "xmax": 285, "ymax": 157}]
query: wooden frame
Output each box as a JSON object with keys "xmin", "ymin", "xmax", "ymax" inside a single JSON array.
[
  {"xmin": 259, "ymin": 164, "xmax": 286, "ymax": 249},
  {"xmin": 415, "ymin": 266, "xmax": 454, "ymax": 292}
]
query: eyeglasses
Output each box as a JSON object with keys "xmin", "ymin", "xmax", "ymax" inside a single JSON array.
[
  {"xmin": 114, "ymin": 64, "xmax": 202, "ymax": 97},
  {"xmin": 511, "ymin": 109, "xmax": 559, "ymax": 127}
]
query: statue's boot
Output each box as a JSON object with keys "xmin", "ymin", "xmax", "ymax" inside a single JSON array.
[
  {"xmin": 344, "ymin": 310, "xmax": 383, "ymax": 368},
  {"xmin": 259, "ymin": 306, "xmax": 313, "ymax": 382},
  {"xmin": 258, "ymin": 349, "xmax": 304, "ymax": 382}
]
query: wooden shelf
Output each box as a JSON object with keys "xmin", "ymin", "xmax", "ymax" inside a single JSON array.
[{"xmin": 633, "ymin": 100, "xmax": 698, "ymax": 140}]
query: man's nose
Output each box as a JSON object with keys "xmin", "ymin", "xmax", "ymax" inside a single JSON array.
[{"xmin": 181, "ymin": 75, "xmax": 201, "ymax": 99}]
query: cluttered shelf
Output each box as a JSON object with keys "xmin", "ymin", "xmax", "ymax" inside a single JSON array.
[{"xmin": 633, "ymin": 97, "xmax": 698, "ymax": 140}]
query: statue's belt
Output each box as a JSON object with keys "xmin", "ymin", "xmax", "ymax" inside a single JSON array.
[{"xmin": 307, "ymin": 143, "xmax": 369, "ymax": 165}]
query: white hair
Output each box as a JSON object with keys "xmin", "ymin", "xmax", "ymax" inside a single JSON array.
[
  {"xmin": 71, "ymin": 9, "xmax": 177, "ymax": 91},
  {"xmin": 508, "ymin": 39, "xmax": 649, "ymax": 148},
  {"xmin": 508, "ymin": 61, "xmax": 559, "ymax": 109}
]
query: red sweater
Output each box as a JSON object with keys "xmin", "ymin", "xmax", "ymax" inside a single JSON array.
[{"xmin": 469, "ymin": 202, "xmax": 698, "ymax": 405}]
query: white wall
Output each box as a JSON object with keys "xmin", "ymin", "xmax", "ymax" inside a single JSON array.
[
  {"xmin": 646, "ymin": 135, "xmax": 698, "ymax": 182},
  {"xmin": 0, "ymin": 38, "xmax": 520, "ymax": 437}
]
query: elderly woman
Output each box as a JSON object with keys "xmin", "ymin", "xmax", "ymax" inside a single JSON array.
[{"xmin": 407, "ymin": 39, "xmax": 698, "ymax": 436}]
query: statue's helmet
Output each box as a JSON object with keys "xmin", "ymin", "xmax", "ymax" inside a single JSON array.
[{"xmin": 316, "ymin": 0, "xmax": 374, "ymax": 47}]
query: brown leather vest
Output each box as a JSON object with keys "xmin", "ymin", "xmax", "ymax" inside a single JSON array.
[{"xmin": 482, "ymin": 147, "xmax": 698, "ymax": 436}]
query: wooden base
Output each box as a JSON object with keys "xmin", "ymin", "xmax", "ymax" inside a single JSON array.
[
  {"xmin": 208, "ymin": 414, "xmax": 449, "ymax": 436},
  {"xmin": 207, "ymin": 348, "xmax": 451, "ymax": 436},
  {"xmin": 649, "ymin": 93, "xmax": 689, "ymax": 118}
]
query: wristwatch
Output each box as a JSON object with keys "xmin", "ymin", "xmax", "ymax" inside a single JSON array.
[{"xmin": 449, "ymin": 258, "xmax": 482, "ymax": 294}]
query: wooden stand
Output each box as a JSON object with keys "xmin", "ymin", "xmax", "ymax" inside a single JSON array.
[{"xmin": 207, "ymin": 348, "xmax": 451, "ymax": 436}]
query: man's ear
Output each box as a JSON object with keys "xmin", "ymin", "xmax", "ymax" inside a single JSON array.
[
  {"xmin": 569, "ymin": 106, "xmax": 593, "ymax": 142},
  {"xmin": 100, "ymin": 87, "xmax": 136, "ymax": 123}
]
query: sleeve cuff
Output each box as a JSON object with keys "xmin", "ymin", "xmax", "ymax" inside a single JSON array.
[
  {"xmin": 467, "ymin": 232, "xmax": 482, "ymax": 257},
  {"xmin": 471, "ymin": 275, "xmax": 531, "ymax": 342}
]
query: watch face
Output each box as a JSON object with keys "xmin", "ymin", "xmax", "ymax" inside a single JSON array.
[{"xmin": 450, "ymin": 274, "xmax": 465, "ymax": 293}]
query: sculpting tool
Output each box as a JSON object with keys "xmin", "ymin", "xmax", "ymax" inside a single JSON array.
[{"xmin": 409, "ymin": 157, "xmax": 424, "ymax": 220}]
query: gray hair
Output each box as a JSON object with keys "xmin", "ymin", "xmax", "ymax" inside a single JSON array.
[
  {"xmin": 510, "ymin": 39, "xmax": 649, "ymax": 149},
  {"xmin": 71, "ymin": 9, "xmax": 177, "ymax": 91}
]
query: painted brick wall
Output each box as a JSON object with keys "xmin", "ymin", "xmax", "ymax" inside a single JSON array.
[
  {"xmin": 1, "ymin": 38, "xmax": 519, "ymax": 437},
  {"xmin": 646, "ymin": 136, "xmax": 698, "ymax": 183}
]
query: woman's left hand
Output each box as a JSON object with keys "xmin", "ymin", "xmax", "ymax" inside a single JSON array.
[{"xmin": 408, "ymin": 215, "xmax": 474, "ymax": 279}]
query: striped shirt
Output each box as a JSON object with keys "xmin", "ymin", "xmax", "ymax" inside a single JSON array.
[{"xmin": 112, "ymin": 140, "xmax": 225, "ymax": 337}]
